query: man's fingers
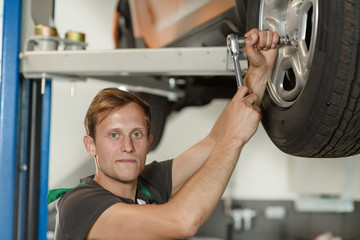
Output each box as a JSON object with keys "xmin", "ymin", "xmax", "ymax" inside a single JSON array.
[
  {"xmin": 245, "ymin": 28, "xmax": 280, "ymax": 51},
  {"xmin": 245, "ymin": 94, "xmax": 258, "ymax": 107},
  {"xmin": 244, "ymin": 29, "xmax": 259, "ymax": 48},
  {"xmin": 236, "ymin": 87, "xmax": 258, "ymax": 106},
  {"xmin": 257, "ymin": 30, "xmax": 267, "ymax": 50},
  {"xmin": 244, "ymin": 28, "xmax": 258, "ymax": 39},
  {"xmin": 237, "ymin": 85, "xmax": 251, "ymax": 97},
  {"xmin": 271, "ymin": 32, "xmax": 280, "ymax": 49},
  {"xmin": 253, "ymin": 105, "xmax": 261, "ymax": 113},
  {"xmin": 263, "ymin": 31, "xmax": 274, "ymax": 51}
]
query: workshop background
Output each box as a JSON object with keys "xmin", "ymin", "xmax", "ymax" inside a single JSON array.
[
  {"xmin": 0, "ymin": 0, "xmax": 356, "ymax": 239},
  {"xmin": 44, "ymin": 1, "xmax": 360, "ymax": 240}
]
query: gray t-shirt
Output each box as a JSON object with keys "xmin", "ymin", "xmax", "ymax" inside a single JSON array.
[{"xmin": 54, "ymin": 160, "xmax": 173, "ymax": 240}]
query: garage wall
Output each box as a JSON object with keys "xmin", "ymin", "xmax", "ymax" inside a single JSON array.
[
  {"xmin": 48, "ymin": 0, "xmax": 360, "ymax": 202},
  {"xmin": 49, "ymin": 0, "xmax": 119, "ymax": 188},
  {"xmin": 53, "ymin": 0, "xmax": 118, "ymax": 50}
]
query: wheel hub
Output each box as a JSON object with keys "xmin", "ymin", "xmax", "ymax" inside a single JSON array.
[
  {"xmin": 259, "ymin": 0, "xmax": 319, "ymax": 108},
  {"xmin": 285, "ymin": 0, "xmax": 303, "ymax": 47}
]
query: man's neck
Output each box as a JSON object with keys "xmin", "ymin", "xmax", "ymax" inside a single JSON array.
[{"xmin": 94, "ymin": 174, "xmax": 137, "ymax": 202}]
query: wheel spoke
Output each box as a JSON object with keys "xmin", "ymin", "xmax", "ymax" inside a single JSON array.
[
  {"xmin": 297, "ymin": 40, "xmax": 309, "ymax": 76},
  {"xmin": 297, "ymin": 0, "xmax": 311, "ymax": 68},
  {"xmin": 290, "ymin": 53, "xmax": 306, "ymax": 92}
]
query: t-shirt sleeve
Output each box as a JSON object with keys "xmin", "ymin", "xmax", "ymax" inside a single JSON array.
[
  {"xmin": 139, "ymin": 159, "xmax": 173, "ymax": 204},
  {"xmin": 55, "ymin": 186, "xmax": 123, "ymax": 240}
]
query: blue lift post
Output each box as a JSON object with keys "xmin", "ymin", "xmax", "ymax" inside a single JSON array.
[
  {"xmin": 0, "ymin": 0, "xmax": 22, "ymax": 239},
  {"xmin": 22, "ymin": 79, "xmax": 52, "ymax": 240},
  {"xmin": 38, "ymin": 79, "xmax": 52, "ymax": 239},
  {"xmin": 0, "ymin": 0, "xmax": 52, "ymax": 239}
]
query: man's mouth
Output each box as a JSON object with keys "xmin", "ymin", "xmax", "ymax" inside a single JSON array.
[{"xmin": 115, "ymin": 159, "xmax": 137, "ymax": 163}]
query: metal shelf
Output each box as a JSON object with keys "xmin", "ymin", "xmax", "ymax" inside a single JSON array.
[{"xmin": 20, "ymin": 46, "xmax": 244, "ymax": 79}]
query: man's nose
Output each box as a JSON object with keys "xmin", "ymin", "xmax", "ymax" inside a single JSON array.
[{"xmin": 121, "ymin": 136, "xmax": 135, "ymax": 153}]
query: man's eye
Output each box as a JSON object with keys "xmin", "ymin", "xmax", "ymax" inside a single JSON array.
[
  {"xmin": 132, "ymin": 132, "xmax": 143, "ymax": 138},
  {"xmin": 109, "ymin": 133, "xmax": 119, "ymax": 138}
]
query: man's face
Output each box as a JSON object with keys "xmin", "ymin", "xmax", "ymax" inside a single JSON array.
[{"xmin": 87, "ymin": 102, "xmax": 152, "ymax": 183}]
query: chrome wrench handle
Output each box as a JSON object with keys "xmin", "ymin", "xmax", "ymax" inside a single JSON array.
[{"xmin": 227, "ymin": 34, "xmax": 244, "ymax": 88}]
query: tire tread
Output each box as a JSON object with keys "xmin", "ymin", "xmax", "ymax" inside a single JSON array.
[{"xmin": 314, "ymin": 0, "xmax": 360, "ymax": 157}]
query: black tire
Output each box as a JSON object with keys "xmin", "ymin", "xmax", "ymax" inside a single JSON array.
[
  {"xmin": 235, "ymin": 0, "xmax": 247, "ymax": 34},
  {"xmin": 115, "ymin": 0, "xmax": 135, "ymax": 48},
  {"xmin": 137, "ymin": 93, "xmax": 173, "ymax": 151},
  {"xmin": 247, "ymin": 0, "xmax": 360, "ymax": 157}
]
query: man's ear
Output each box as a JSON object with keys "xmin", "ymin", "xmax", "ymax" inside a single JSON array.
[
  {"xmin": 83, "ymin": 135, "xmax": 96, "ymax": 157},
  {"xmin": 147, "ymin": 133, "xmax": 153, "ymax": 154}
]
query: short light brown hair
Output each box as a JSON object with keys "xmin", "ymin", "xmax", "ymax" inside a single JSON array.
[{"xmin": 84, "ymin": 88, "xmax": 151, "ymax": 141}]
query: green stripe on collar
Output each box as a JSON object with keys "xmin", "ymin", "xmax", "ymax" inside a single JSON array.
[
  {"xmin": 46, "ymin": 182, "xmax": 157, "ymax": 205},
  {"xmin": 46, "ymin": 183, "xmax": 88, "ymax": 204}
]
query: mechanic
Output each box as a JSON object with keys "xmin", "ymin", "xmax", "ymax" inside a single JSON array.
[{"xmin": 48, "ymin": 28, "xmax": 279, "ymax": 239}]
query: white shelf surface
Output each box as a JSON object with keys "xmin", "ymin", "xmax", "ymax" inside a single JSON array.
[{"xmin": 20, "ymin": 47, "xmax": 242, "ymax": 79}]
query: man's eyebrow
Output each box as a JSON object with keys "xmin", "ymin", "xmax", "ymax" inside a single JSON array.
[
  {"xmin": 105, "ymin": 128, "xmax": 121, "ymax": 132},
  {"xmin": 104, "ymin": 127, "xmax": 146, "ymax": 133},
  {"xmin": 132, "ymin": 127, "xmax": 147, "ymax": 131}
]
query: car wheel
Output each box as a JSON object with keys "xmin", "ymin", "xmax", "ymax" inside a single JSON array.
[{"xmin": 246, "ymin": 0, "xmax": 360, "ymax": 157}]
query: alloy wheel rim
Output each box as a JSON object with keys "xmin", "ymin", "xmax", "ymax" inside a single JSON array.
[{"xmin": 259, "ymin": 0, "xmax": 319, "ymax": 108}]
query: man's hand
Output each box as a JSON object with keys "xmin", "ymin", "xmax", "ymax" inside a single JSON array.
[
  {"xmin": 244, "ymin": 28, "xmax": 279, "ymax": 105},
  {"xmin": 222, "ymin": 86, "xmax": 261, "ymax": 145},
  {"xmin": 245, "ymin": 28, "xmax": 279, "ymax": 70}
]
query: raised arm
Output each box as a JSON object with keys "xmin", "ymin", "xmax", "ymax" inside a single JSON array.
[
  {"xmin": 243, "ymin": 28, "xmax": 279, "ymax": 105},
  {"xmin": 170, "ymin": 29, "xmax": 280, "ymax": 196}
]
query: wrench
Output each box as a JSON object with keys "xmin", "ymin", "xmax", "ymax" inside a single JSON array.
[{"xmin": 226, "ymin": 34, "xmax": 290, "ymax": 88}]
